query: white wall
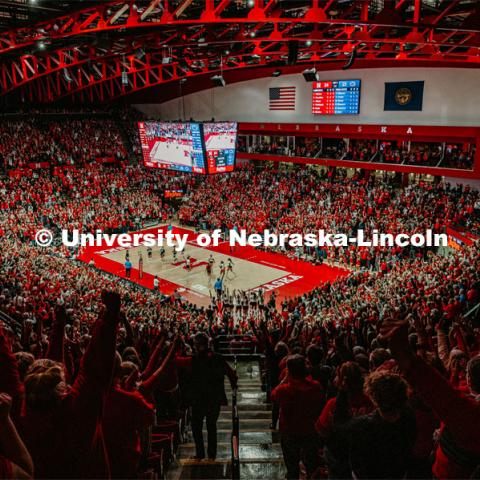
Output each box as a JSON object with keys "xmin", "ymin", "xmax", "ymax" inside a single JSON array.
[{"xmin": 135, "ymin": 67, "xmax": 480, "ymax": 126}]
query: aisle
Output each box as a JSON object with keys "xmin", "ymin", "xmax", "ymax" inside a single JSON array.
[{"xmin": 167, "ymin": 360, "xmax": 285, "ymax": 479}]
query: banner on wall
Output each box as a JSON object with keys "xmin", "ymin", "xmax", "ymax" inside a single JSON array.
[
  {"xmin": 446, "ymin": 226, "xmax": 477, "ymax": 251},
  {"xmin": 384, "ymin": 81, "xmax": 424, "ymax": 111}
]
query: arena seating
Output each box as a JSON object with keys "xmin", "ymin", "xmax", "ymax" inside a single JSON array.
[
  {"xmin": 0, "ymin": 115, "xmax": 478, "ymax": 480},
  {"xmin": 238, "ymin": 136, "xmax": 476, "ymax": 170},
  {"xmin": 1, "ymin": 0, "xmax": 480, "ymax": 477}
]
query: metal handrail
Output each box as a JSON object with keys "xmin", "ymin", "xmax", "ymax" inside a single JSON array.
[
  {"xmin": 463, "ymin": 302, "xmax": 480, "ymax": 321},
  {"xmin": 0, "ymin": 310, "xmax": 22, "ymax": 337},
  {"xmin": 231, "ymin": 355, "xmax": 240, "ymax": 480}
]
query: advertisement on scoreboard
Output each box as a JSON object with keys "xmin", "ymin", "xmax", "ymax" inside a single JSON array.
[
  {"xmin": 203, "ymin": 122, "xmax": 237, "ymax": 174},
  {"xmin": 138, "ymin": 121, "xmax": 207, "ymax": 174},
  {"xmin": 312, "ymin": 79, "xmax": 361, "ymax": 115}
]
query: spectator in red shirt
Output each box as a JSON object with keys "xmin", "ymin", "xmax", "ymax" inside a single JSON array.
[
  {"xmin": 381, "ymin": 315, "xmax": 480, "ymax": 479},
  {"xmin": 271, "ymin": 354, "xmax": 324, "ymax": 479},
  {"xmin": 316, "ymin": 361, "xmax": 373, "ymax": 479},
  {"xmin": 103, "ymin": 356, "xmax": 155, "ymax": 479},
  {"xmin": 18, "ymin": 292, "xmax": 121, "ymax": 479}
]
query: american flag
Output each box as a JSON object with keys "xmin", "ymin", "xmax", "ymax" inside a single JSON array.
[{"xmin": 269, "ymin": 86, "xmax": 296, "ymax": 110}]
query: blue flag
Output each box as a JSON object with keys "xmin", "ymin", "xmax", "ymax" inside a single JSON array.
[{"xmin": 384, "ymin": 81, "xmax": 424, "ymax": 111}]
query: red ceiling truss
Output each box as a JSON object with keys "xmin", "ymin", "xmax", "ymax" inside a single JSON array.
[{"xmin": 0, "ymin": 0, "xmax": 479, "ymax": 103}]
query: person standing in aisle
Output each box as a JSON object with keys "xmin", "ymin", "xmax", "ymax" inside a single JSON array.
[
  {"xmin": 272, "ymin": 355, "xmax": 324, "ymax": 479},
  {"xmin": 183, "ymin": 333, "xmax": 238, "ymax": 461}
]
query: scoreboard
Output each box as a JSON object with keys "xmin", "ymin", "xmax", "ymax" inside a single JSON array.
[
  {"xmin": 203, "ymin": 122, "xmax": 237, "ymax": 174},
  {"xmin": 312, "ymin": 79, "xmax": 361, "ymax": 115},
  {"xmin": 139, "ymin": 121, "xmax": 237, "ymax": 175}
]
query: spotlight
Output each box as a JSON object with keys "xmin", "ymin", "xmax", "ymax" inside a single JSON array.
[
  {"xmin": 305, "ymin": 40, "xmax": 312, "ymax": 47},
  {"xmin": 37, "ymin": 41, "xmax": 45, "ymax": 50},
  {"xmin": 250, "ymin": 31, "xmax": 256, "ymax": 38},
  {"xmin": 302, "ymin": 67, "xmax": 319, "ymax": 82},
  {"xmin": 247, "ymin": 0, "xmax": 255, "ymax": 6},
  {"xmin": 211, "ymin": 74, "xmax": 226, "ymax": 87}
]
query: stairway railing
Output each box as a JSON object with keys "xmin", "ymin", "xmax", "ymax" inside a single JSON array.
[
  {"xmin": 0, "ymin": 310, "xmax": 22, "ymax": 337},
  {"xmin": 231, "ymin": 355, "xmax": 240, "ymax": 480}
]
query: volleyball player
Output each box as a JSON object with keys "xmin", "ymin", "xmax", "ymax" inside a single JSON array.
[
  {"xmin": 208, "ymin": 253, "xmax": 215, "ymax": 267},
  {"xmin": 227, "ymin": 258, "xmax": 234, "ymax": 275},
  {"xmin": 147, "ymin": 246, "xmax": 153, "ymax": 259},
  {"xmin": 219, "ymin": 260, "xmax": 226, "ymax": 279}
]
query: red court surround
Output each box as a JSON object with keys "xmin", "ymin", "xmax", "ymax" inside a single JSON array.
[{"xmin": 78, "ymin": 226, "xmax": 349, "ymax": 304}]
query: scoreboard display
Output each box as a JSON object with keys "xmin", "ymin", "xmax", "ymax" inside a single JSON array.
[
  {"xmin": 312, "ymin": 79, "xmax": 361, "ymax": 115},
  {"xmin": 203, "ymin": 122, "xmax": 237, "ymax": 174},
  {"xmin": 139, "ymin": 121, "xmax": 237, "ymax": 174},
  {"xmin": 138, "ymin": 121, "xmax": 206, "ymax": 174}
]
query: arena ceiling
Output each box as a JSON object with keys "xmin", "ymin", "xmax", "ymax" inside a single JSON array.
[{"xmin": 0, "ymin": 0, "xmax": 479, "ymax": 104}]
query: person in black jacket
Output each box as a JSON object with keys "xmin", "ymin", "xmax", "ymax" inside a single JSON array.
[
  {"xmin": 188, "ymin": 332, "xmax": 238, "ymax": 460},
  {"xmin": 334, "ymin": 370, "xmax": 416, "ymax": 479}
]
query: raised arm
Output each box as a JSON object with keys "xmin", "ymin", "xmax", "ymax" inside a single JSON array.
[
  {"xmin": 120, "ymin": 311, "xmax": 136, "ymax": 348},
  {"xmin": 142, "ymin": 332, "xmax": 167, "ymax": 380},
  {"xmin": 381, "ymin": 316, "xmax": 480, "ymax": 447},
  {"xmin": 45, "ymin": 306, "xmax": 66, "ymax": 364},
  {"xmin": 140, "ymin": 336, "xmax": 181, "ymax": 400},
  {"xmin": 70, "ymin": 291, "xmax": 121, "ymax": 409}
]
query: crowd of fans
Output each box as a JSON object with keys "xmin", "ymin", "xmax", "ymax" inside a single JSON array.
[
  {"xmin": 179, "ymin": 167, "xmax": 479, "ymax": 267},
  {"xmin": 0, "ymin": 163, "xmax": 194, "ymax": 247},
  {"xmin": 0, "ymin": 117, "xmax": 480, "ymax": 479},
  {"xmin": 0, "ymin": 117, "xmax": 128, "ymax": 169},
  {"xmin": 239, "ymin": 135, "xmax": 476, "ymax": 170}
]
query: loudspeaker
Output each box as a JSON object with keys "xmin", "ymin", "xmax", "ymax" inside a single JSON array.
[
  {"xmin": 302, "ymin": 68, "xmax": 319, "ymax": 82},
  {"xmin": 287, "ymin": 40, "xmax": 298, "ymax": 66},
  {"xmin": 211, "ymin": 75, "xmax": 226, "ymax": 87}
]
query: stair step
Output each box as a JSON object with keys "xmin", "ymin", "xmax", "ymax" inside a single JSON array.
[
  {"xmin": 178, "ymin": 443, "xmax": 283, "ymax": 462},
  {"xmin": 189, "ymin": 430, "xmax": 280, "ymax": 445},
  {"xmin": 222, "ymin": 403, "xmax": 272, "ymax": 412},
  {"xmin": 166, "ymin": 360, "xmax": 282, "ymax": 480},
  {"xmin": 240, "ymin": 461, "xmax": 286, "ymax": 479},
  {"xmin": 219, "ymin": 410, "xmax": 272, "ymax": 420}
]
